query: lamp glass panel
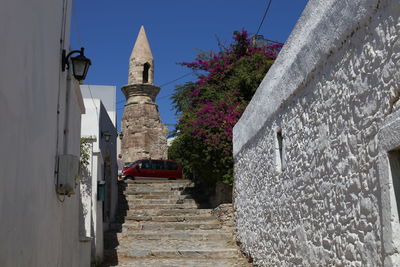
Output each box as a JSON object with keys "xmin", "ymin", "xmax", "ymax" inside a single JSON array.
[
  {"xmin": 82, "ymin": 63, "xmax": 90, "ymax": 79},
  {"xmin": 72, "ymin": 59, "xmax": 86, "ymax": 78}
]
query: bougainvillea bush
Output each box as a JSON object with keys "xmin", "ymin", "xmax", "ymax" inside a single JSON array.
[{"xmin": 169, "ymin": 30, "xmax": 282, "ymax": 186}]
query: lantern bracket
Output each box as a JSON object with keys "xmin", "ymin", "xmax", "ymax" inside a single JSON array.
[
  {"xmin": 61, "ymin": 47, "xmax": 91, "ymax": 81},
  {"xmin": 62, "ymin": 47, "xmax": 86, "ymax": 72}
]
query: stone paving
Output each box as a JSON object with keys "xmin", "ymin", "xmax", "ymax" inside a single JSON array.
[{"xmin": 102, "ymin": 179, "xmax": 251, "ymax": 267}]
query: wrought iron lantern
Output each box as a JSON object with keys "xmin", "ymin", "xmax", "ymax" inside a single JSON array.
[
  {"xmin": 62, "ymin": 47, "xmax": 92, "ymax": 81},
  {"xmin": 101, "ymin": 131, "xmax": 112, "ymax": 142}
]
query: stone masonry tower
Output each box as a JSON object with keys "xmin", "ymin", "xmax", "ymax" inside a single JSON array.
[{"xmin": 121, "ymin": 26, "xmax": 168, "ymax": 163}]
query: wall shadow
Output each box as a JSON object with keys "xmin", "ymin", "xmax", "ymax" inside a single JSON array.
[
  {"xmin": 101, "ymin": 181, "xmax": 127, "ymax": 267},
  {"xmin": 182, "ymin": 183, "xmax": 213, "ymax": 209}
]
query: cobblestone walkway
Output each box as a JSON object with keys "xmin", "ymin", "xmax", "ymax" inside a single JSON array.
[{"xmin": 102, "ymin": 179, "xmax": 250, "ymax": 267}]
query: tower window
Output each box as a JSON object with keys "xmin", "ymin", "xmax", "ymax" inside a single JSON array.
[{"xmin": 143, "ymin": 63, "xmax": 150, "ymax": 83}]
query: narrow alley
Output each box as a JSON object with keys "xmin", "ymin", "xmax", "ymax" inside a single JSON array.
[
  {"xmin": 102, "ymin": 179, "xmax": 250, "ymax": 267},
  {"xmin": 6, "ymin": 0, "xmax": 400, "ymax": 265}
]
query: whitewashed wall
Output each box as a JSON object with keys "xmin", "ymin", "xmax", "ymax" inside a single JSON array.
[
  {"xmin": 97, "ymin": 102, "xmax": 118, "ymax": 232},
  {"xmin": 234, "ymin": 0, "xmax": 400, "ymax": 266},
  {"xmin": 81, "ymin": 85, "xmax": 117, "ymax": 127},
  {"xmin": 117, "ymin": 137, "xmax": 122, "ymax": 157},
  {"xmin": 0, "ymin": 0, "xmax": 90, "ymax": 266},
  {"xmin": 81, "ymin": 98, "xmax": 118, "ymax": 262}
]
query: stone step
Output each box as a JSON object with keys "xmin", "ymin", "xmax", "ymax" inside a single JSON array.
[
  {"xmin": 125, "ymin": 181, "xmax": 192, "ymax": 187},
  {"xmin": 126, "ymin": 198, "xmax": 197, "ymax": 205},
  {"xmin": 124, "ymin": 191, "xmax": 187, "ymax": 198},
  {"xmin": 125, "ymin": 195, "xmax": 193, "ymax": 201},
  {"xmin": 124, "ymin": 188, "xmax": 190, "ymax": 194},
  {"xmin": 124, "ymin": 188, "xmax": 187, "ymax": 194},
  {"xmin": 126, "ymin": 208, "xmax": 213, "ymax": 216},
  {"xmin": 106, "ymin": 258, "xmax": 251, "ymax": 267},
  {"xmin": 124, "ymin": 214, "xmax": 216, "ymax": 222},
  {"xmin": 112, "ymin": 229, "xmax": 234, "ymax": 241},
  {"xmin": 112, "ymin": 239, "xmax": 241, "ymax": 259},
  {"xmin": 125, "ymin": 183, "xmax": 193, "ymax": 191},
  {"xmin": 125, "ymin": 179, "xmax": 192, "ymax": 184},
  {"xmin": 113, "ymin": 248, "xmax": 241, "ymax": 260},
  {"xmin": 122, "ymin": 220, "xmax": 221, "ymax": 231},
  {"xmin": 126, "ymin": 183, "xmax": 191, "ymax": 187},
  {"xmin": 123, "ymin": 190, "xmax": 187, "ymax": 198},
  {"xmin": 121, "ymin": 203, "xmax": 199, "ymax": 210},
  {"xmin": 105, "ymin": 180, "xmax": 250, "ymax": 267},
  {"xmin": 118, "ymin": 238, "xmax": 235, "ymax": 248}
]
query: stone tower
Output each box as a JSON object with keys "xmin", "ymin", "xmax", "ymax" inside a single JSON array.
[{"xmin": 121, "ymin": 26, "xmax": 168, "ymax": 163}]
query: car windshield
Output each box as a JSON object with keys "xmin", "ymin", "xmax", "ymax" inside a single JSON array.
[{"xmin": 125, "ymin": 160, "xmax": 140, "ymax": 169}]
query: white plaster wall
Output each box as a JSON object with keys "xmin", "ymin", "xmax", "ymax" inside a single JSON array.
[
  {"xmin": 82, "ymin": 99, "xmax": 102, "ymax": 152},
  {"xmin": 97, "ymin": 103, "xmax": 118, "ymax": 230},
  {"xmin": 234, "ymin": 0, "xmax": 400, "ymax": 265},
  {"xmin": 93, "ymin": 153, "xmax": 104, "ymax": 262},
  {"xmin": 0, "ymin": 0, "xmax": 90, "ymax": 266},
  {"xmin": 117, "ymin": 136, "xmax": 122, "ymax": 156},
  {"xmin": 80, "ymin": 147, "xmax": 93, "ymax": 240},
  {"xmin": 81, "ymin": 85, "xmax": 117, "ymax": 127},
  {"xmin": 81, "ymin": 99, "xmax": 104, "ymax": 262},
  {"xmin": 81, "ymin": 98, "xmax": 118, "ymax": 262},
  {"xmin": 167, "ymin": 136, "xmax": 177, "ymax": 147}
]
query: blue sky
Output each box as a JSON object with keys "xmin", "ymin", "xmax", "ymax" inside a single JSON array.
[{"xmin": 71, "ymin": 0, "xmax": 308, "ymax": 132}]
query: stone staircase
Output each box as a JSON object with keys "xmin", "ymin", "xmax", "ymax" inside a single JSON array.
[{"xmin": 102, "ymin": 179, "xmax": 251, "ymax": 267}]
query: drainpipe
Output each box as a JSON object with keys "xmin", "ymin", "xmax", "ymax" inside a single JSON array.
[{"xmin": 63, "ymin": 73, "xmax": 72, "ymax": 154}]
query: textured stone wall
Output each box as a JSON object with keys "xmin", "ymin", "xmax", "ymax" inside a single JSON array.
[
  {"xmin": 234, "ymin": 0, "xmax": 400, "ymax": 265},
  {"xmin": 128, "ymin": 26, "xmax": 154, "ymax": 85},
  {"xmin": 209, "ymin": 181, "xmax": 233, "ymax": 208},
  {"xmin": 121, "ymin": 84, "xmax": 168, "ymax": 163},
  {"xmin": 129, "ymin": 59, "xmax": 154, "ymax": 85}
]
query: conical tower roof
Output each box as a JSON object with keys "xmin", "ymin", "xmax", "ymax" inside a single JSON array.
[{"xmin": 130, "ymin": 26, "xmax": 153, "ymax": 62}]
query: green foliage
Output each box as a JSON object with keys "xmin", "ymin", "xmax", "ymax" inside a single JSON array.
[
  {"xmin": 80, "ymin": 137, "xmax": 92, "ymax": 167},
  {"xmin": 169, "ymin": 30, "xmax": 282, "ymax": 186}
]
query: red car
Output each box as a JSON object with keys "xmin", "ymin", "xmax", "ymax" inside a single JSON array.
[{"xmin": 123, "ymin": 159, "xmax": 183, "ymax": 180}]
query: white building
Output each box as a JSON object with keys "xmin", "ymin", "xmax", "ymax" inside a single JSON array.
[
  {"xmin": 234, "ymin": 0, "xmax": 400, "ymax": 266},
  {"xmin": 0, "ymin": 0, "xmax": 90, "ymax": 266},
  {"xmin": 81, "ymin": 84, "xmax": 122, "ymax": 156},
  {"xmin": 80, "ymin": 85, "xmax": 117, "ymax": 126},
  {"xmin": 80, "ymin": 90, "xmax": 118, "ymax": 263}
]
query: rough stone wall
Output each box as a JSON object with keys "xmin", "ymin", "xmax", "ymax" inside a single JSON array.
[
  {"xmin": 121, "ymin": 26, "xmax": 167, "ymax": 163},
  {"xmin": 121, "ymin": 85, "xmax": 168, "ymax": 163},
  {"xmin": 209, "ymin": 181, "xmax": 233, "ymax": 208},
  {"xmin": 212, "ymin": 204, "xmax": 236, "ymax": 229},
  {"xmin": 129, "ymin": 59, "xmax": 154, "ymax": 85},
  {"xmin": 128, "ymin": 26, "xmax": 154, "ymax": 85},
  {"xmin": 234, "ymin": 0, "xmax": 400, "ymax": 266}
]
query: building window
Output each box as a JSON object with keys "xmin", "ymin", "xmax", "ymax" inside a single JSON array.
[
  {"xmin": 276, "ymin": 129, "xmax": 284, "ymax": 172},
  {"xmin": 389, "ymin": 150, "xmax": 400, "ymax": 220},
  {"xmin": 377, "ymin": 110, "xmax": 400, "ymax": 262},
  {"xmin": 143, "ymin": 63, "xmax": 150, "ymax": 83}
]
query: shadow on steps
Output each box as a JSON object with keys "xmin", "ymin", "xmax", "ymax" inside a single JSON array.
[
  {"xmin": 101, "ymin": 181, "xmax": 127, "ymax": 267},
  {"xmin": 181, "ymin": 183, "xmax": 213, "ymax": 209}
]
